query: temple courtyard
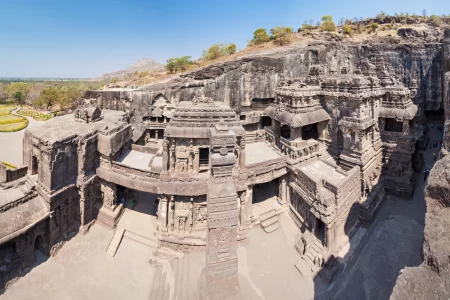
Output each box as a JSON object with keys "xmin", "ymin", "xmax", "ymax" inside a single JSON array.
[{"xmin": 2, "ymin": 120, "xmax": 439, "ymax": 299}]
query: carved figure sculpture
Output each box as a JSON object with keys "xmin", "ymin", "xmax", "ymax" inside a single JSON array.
[{"xmin": 176, "ymin": 202, "xmax": 189, "ymax": 231}]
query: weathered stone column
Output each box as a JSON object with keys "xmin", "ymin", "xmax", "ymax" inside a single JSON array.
[
  {"xmin": 100, "ymin": 179, "xmax": 117, "ymax": 211},
  {"xmin": 201, "ymin": 121, "xmax": 239, "ymax": 299},
  {"xmin": 194, "ymin": 148, "xmax": 200, "ymax": 171},
  {"xmin": 158, "ymin": 195, "xmax": 168, "ymax": 232},
  {"xmin": 279, "ymin": 176, "xmax": 287, "ymax": 204},
  {"xmin": 239, "ymin": 140, "xmax": 246, "ymax": 169},
  {"xmin": 162, "ymin": 140, "xmax": 169, "ymax": 172}
]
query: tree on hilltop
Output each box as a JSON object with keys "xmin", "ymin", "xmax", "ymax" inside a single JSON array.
[
  {"xmin": 251, "ymin": 28, "xmax": 270, "ymax": 45},
  {"xmin": 321, "ymin": 15, "xmax": 337, "ymax": 32}
]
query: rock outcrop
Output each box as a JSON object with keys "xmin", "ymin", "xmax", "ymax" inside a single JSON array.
[
  {"xmin": 95, "ymin": 58, "xmax": 165, "ymax": 81},
  {"xmin": 391, "ymin": 28, "xmax": 450, "ymax": 300},
  {"xmin": 86, "ymin": 28, "xmax": 446, "ymax": 122}
]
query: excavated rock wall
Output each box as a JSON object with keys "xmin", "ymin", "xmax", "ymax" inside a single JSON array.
[
  {"xmin": 89, "ymin": 40, "xmax": 444, "ymax": 120},
  {"xmin": 391, "ymin": 29, "xmax": 450, "ymax": 300}
]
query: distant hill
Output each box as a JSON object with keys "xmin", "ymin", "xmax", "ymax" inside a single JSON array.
[{"xmin": 95, "ymin": 58, "xmax": 165, "ymax": 81}]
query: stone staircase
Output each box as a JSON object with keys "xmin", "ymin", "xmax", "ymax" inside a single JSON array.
[
  {"xmin": 149, "ymin": 254, "xmax": 191, "ymax": 300},
  {"xmin": 260, "ymin": 209, "xmax": 279, "ymax": 233},
  {"xmin": 359, "ymin": 185, "xmax": 386, "ymax": 227},
  {"xmin": 301, "ymin": 237, "xmax": 324, "ymax": 273}
]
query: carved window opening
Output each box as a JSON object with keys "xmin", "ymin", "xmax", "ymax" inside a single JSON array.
[
  {"xmin": 384, "ymin": 118, "xmax": 403, "ymax": 132},
  {"xmin": 199, "ymin": 148, "xmax": 209, "ymax": 168},
  {"xmin": 281, "ymin": 125, "xmax": 290, "ymax": 139},
  {"xmin": 252, "ymin": 98, "xmax": 274, "ymax": 110},
  {"xmin": 31, "ymin": 156, "xmax": 38, "ymax": 175},
  {"xmin": 302, "ymin": 124, "xmax": 319, "ymax": 140},
  {"xmin": 261, "ymin": 116, "xmax": 272, "ymax": 128},
  {"xmin": 240, "ymin": 115, "xmax": 246, "ymax": 121}
]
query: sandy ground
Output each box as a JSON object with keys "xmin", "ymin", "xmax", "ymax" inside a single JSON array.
[
  {"xmin": 1, "ymin": 225, "xmax": 155, "ymax": 300},
  {"xmin": 0, "ymin": 123, "xmax": 440, "ymax": 300},
  {"xmin": 0, "ymin": 108, "xmax": 46, "ymax": 167}
]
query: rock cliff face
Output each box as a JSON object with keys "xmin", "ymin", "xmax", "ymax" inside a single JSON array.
[
  {"xmin": 391, "ymin": 29, "xmax": 450, "ymax": 300},
  {"xmin": 87, "ymin": 30, "xmax": 446, "ymax": 119}
]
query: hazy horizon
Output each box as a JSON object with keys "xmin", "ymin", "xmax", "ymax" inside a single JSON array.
[{"xmin": 1, "ymin": 0, "xmax": 449, "ymax": 78}]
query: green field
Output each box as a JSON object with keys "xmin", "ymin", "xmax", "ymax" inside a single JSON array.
[
  {"xmin": 0, "ymin": 105, "xmax": 14, "ymax": 115},
  {"xmin": 0, "ymin": 120, "xmax": 28, "ymax": 132},
  {"xmin": 0, "ymin": 114, "xmax": 25, "ymax": 122}
]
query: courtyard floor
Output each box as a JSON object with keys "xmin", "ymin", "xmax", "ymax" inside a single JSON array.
[{"xmin": 0, "ymin": 124, "xmax": 442, "ymax": 300}]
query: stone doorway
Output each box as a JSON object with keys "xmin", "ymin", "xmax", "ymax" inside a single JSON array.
[
  {"xmin": 33, "ymin": 235, "xmax": 48, "ymax": 265},
  {"xmin": 252, "ymin": 179, "xmax": 281, "ymax": 219},
  {"xmin": 315, "ymin": 218, "xmax": 326, "ymax": 245},
  {"xmin": 281, "ymin": 125, "xmax": 290, "ymax": 139},
  {"xmin": 31, "ymin": 156, "xmax": 38, "ymax": 175},
  {"xmin": 302, "ymin": 124, "xmax": 319, "ymax": 140}
]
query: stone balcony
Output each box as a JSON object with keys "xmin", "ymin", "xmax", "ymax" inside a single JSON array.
[{"xmin": 280, "ymin": 137, "xmax": 320, "ymax": 166}]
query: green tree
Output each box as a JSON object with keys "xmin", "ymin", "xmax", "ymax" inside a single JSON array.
[
  {"xmin": 166, "ymin": 56, "xmax": 194, "ymax": 73},
  {"xmin": 35, "ymin": 86, "xmax": 61, "ymax": 108},
  {"xmin": 270, "ymin": 26, "xmax": 293, "ymax": 46},
  {"xmin": 202, "ymin": 44, "xmax": 227, "ymax": 61},
  {"xmin": 6, "ymin": 82, "xmax": 29, "ymax": 104},
  {"xmin": 321, "ymin": 15, "xmax": 337, "ymax": 32},
  {"xmin": 251, "ymin": 28, "xmax": 270, "ymax": 45},
  {"xmin": 342, "ymin": 24, "xmax": 353, "ymax": 35},
  {"xmin": 166, "ymin": 58, "xmax": 178, "ymax": 73},
  {"xmin": 175, "ymin": 56, "xmax": 193, "ymax": 71},
  {"xmin": 225, "ymin": 43, "xmax": 237, "ymax": 55}
]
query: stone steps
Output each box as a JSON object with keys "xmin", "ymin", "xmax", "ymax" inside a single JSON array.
[
  {"xmin": 123, "ymin": 230, "xmax": 157, "ymax": 248},
  {"xmin": 301, "ymin": 238, "xmax": 324, "ymax": 272},
  {"xmin": 260, "ymin": 209, "xmax": 279, "ymax": 233},
  {"xmin": 359, "ymin": 187, "xmax": 386, "ymax": 227},
  {"xmin": 106, "ymin": 227, "xmax": 125, "ymax": 257},
  {"xmin": 149, "ymin": 254, "xmax": 191, "ymax": 300}
]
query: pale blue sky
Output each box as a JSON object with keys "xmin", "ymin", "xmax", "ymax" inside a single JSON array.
[{"xmin": 0, "ymin": 0, "xmax": 448, "ymax": 78}]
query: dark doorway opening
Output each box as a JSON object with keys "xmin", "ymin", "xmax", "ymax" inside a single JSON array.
[
  {"xmin": 31, "ymin": 156, "xmax": 38, "ymax": 175},
  {"xmin": 261, "ymin": 116, "xmax": 272, "ymax": 128},
  {"xmin": 199, "ymin": 148, "xmax": 209, "ymax": 168},
  {"xmin": 302, "ymin": 124, "xmax": 319, "ymax": 140},
  {"xmin": 316, "ymin": 219, "xmax": 326, "ymax": 244},
  {"xmin": 384, "ymin": 118, "xmax": 403, "ymax": 132},
  {"xmin": 252, "ymin": 179, "xmax": 279, "ymax": 204},
  {"xmin": 33, "ymin": 235, "xmax": 48, "ymax": 266},
  {"xmin": 281, "ymin": 125, "xmax": 290, "ymax": 139}
]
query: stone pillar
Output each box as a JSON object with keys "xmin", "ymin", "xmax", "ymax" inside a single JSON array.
[
  {"xmin": 239, "ymin": 140, "xmax": 246, "ymax": 169},
  {"xmin": 279, "ymin": 176, "xmax": 287, "ymax": 204},
  {"xmin": 158, "ymin": 195, "xmax": 168, "ymax": 232},
  {"xmin": 162, "ymin": 140, "xmax": 169, "ymax": 172},
  {"xmin": 169, "ymin": 143, "xmax": 175, "ymax": 172},
  {"xmin": 201, "ymin": 122, "xmax": 239, "ymax": 299},
  {"xmin": 194, "ymin": 148, "xmax": 199, "ymax": 172},
  {"xmin": 100, "ymin": 179, "xmax": 117, "ymax": 211},
  {"xmin": 155, "ymin": 130, "xmax": 159, "ymax": 140},
  {"xmin": 169, "ymin": 196, "xmax": 175, "ymax": 232},
  {"xmin": 325, "ymin": 222, "xmax": 336, "ymax": 252}
]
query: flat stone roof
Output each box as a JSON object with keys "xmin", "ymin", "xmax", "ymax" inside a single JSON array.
[
  {"xmin": 27, "ymin": 109, "xmax": 126, "ymax": 144},
  {"xmin": 116, "ymin": 150, "xmax": 153, "ymax": 171},
  {"xmin": 246, "ymin": 142, "xmax": 282, "ymax": 165},
  {"xmin": 299, "ymin": 160, "xmax": 346, "ymax": 186}
]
